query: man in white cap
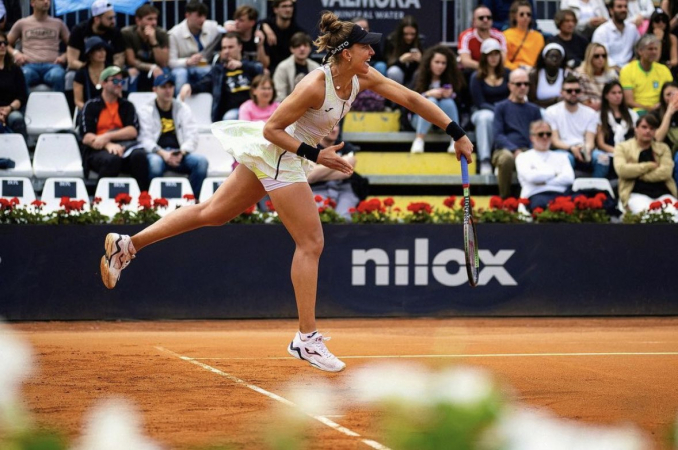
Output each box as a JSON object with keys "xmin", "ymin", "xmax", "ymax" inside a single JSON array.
[
  {"xmin": 458, "ymin": 5, "xmax": 507, "ymax": 71},
  {"xmin": 67, "ymin": 0, "xmax": 125, "ymax": 71}
]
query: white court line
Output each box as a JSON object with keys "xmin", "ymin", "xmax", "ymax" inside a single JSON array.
[
  {"xmin": 190, "ymin": 351, "xmax": 678, "ymax": 360},
  {"xmin": 155, "ymin": 346, "xmax": 391, "ymax": 450}
]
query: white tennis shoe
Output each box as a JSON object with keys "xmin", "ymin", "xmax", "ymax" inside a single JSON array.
[
  {"xmin": 288, "ymin": 331, "xmax": 346, "ymax": 372},
  {"xmin": 100, "ymin": 233, "xmax": 136, "ymax": 289}
]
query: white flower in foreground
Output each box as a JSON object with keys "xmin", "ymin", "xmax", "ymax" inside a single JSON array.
[
  {"xmin": 71, "ymin": 398, "xmax": 162, "ymax": 450},
  {"xmin": 351, "ymin": 362, "xmax": 430, "ymax": 404},
  {"xmin": 285, "ymin": 380, "xmax": 336, "ymax": 416},
  {"xmin": 0, "ymin": 321, "xmax": 35, "ymax": 408},
  {"xmin": 498, "ymin": 406, "xmax": 650, "ymax": 450},
  {"xmin": 433, "ymin": 366, "xmax": 496, "ymax": 406}
]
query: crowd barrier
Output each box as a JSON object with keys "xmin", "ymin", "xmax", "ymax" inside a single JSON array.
[{"xmin": 0, "ymin": 224, "xmax": 675, "ymax": 320}]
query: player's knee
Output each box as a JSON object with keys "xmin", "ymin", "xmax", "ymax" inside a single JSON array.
[{"xmin": 298, "ymin": 232, "xmax": 324, "ymax": 258}]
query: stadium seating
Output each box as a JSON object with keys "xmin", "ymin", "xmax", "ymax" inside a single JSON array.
[
  {"xmin": 149, "ymin": 177, "xmax": 194, "ymax": 216},
  {"xmin": 93, "ymin": 177, "xmax": 142, "ymax": 219},
  {"xmin": 40, "ymin": 177, "xmax": 89, "ymax": 213},
  {"xmin": 182, "ymin": 93, "xmax": 213, "ymax": 133},
  {"xmin": 33, "ymin": 133, "xmax": 84, "ymax": 179},
  {"xmin": 0, "ymin": 177, "xmax": 36, "ymax": 203},
  {"xmin": 572, "ymin": 177, "xmax": 615, "ymax": 198},
  {"xmin": 127, "ymin": 92, "xmax": 156, "ymax": 113},
  {"xmin": 198, "ymin": 177, "xmax": 225, "ymax": 203},
  {"xmin": 24, "ymin": 92, "xmax": 74, "ymax": 136},
  {"xmin": 0, "ymin": 135, "xmax": 33, "ymax": 178},
  {"xmin": 194, "ymin": 133, "xmax": 235, "ymax": 177}
]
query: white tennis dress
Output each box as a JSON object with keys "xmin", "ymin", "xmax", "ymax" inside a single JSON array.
[{"xmin": 211, "ymin": 64, "xmax": 359, "ymax": 183}]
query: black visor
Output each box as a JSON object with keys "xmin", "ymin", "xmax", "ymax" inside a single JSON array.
[{"xmin": 324, "ymin": 24, "xmax": 382, "ymax": 62}]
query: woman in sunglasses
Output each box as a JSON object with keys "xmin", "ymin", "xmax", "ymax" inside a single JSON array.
[
  {"xmin": 575, "ymin": 42, "xmax": 618, "ymax": 110},
  {"xmin": 645, "ymin": 9, "xmax": 678, "ymax": 73},
  {"xmin": 0, "ymin": 31, "xmax": 27, "ymax": 139},
  {"xmin": 503, "ymin": 0, "xmax": 544, "ymax": 70}
]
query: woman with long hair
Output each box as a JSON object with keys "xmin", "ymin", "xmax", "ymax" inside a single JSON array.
[
  {"xmin": 503, "ymin": 0, "xmax": 544, "ymax": 70},
  {"xmin": 646, "ymin": 9, "xmax": 678, "ymax": 72},
  {"xmin": 596, "ymin": 80, "xmax": 638, "ymax": 178},
  {"xmin": 575, "ymin": 42, "xmax": 618, "ymax": 110},
  {"xmin": 73, "ymin": 36, "xmax": 108, "ymax": 110},
  {"xmin": 99, "ymin": 11, "xmax": 473, "ymax": 373},
  {"xmin": 410, "ymin": 44, "xmax": 465, "ymax": 153},
  {"xmin": 383, "ymin": 15, "xmax": 422, "ymax": 86},
  {"xmin": 238, "ymin": 73, "xmax": 280, "ymax": 122},
  {"xmin": 528, "ymin": 42, "xmax": 570, "ymax": 108},
  {"xmin": 470, "ymin": 38, "xmax": 510, "ymax": 174},
  {"xmin": 651, "ymin": 81, "xmax": 678, "ymax": 149},
  {"xmin": 0, "ymin": 30, "xmax": 27, "ymax": 139}
]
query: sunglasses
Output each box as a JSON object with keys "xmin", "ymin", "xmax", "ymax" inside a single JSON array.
[
  {"xmin": 512, "ymin": 81, "xmax": 529, "ymax": 87},
  {"xmin": 592, "ymin": 53, "xmax": 607, "ymax": 59},
  {"xmin": 564, "ymin": 88, "xmax": 581, "ymax": 94},
  {"xmin": 519, "ymin": 12, "xmax": 532, "ymax": 17},
  {"xmin": 653, "ymin": 16, "xmax": 669, "ymax": 22},
  {"xmin": 107, "ymin": 78, "xmax": 124, "ymax": 85},
  {"xmin": 533, "ymin": 131, "xmax": 552, "ymax": 138},
  {"xmin": 477, "ymin": 15, "xmax": 492, "ymax": 21},
  {"xmin": 0, "ymin": 41, "xmax": 7, "ymax": 47}
]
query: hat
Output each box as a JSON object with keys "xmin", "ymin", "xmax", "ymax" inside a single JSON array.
[
  {"xmin": 99, "ymin": 66, "xmax": 128, "ymax": 82},
  {"xmin": 153, "ymin": 73, "xmax": 175, "ymax": 87},
  {"xmin": 541, "ymin": 42, "xmax": 565, "ymax": 58},
  {"xmin": 480, "ymin": 38, "xmax": 502, "ymax": 55},
  {"xmin": 323, "ymin": 23, "xmax": 382, "ymax": 63},
  {"xmin": 84, "ymin": 36, "xmax": 110, "ymax": 56},
  {"xmin": 91, "ymin": 0, "xmax": 113, "ymax": 17}
]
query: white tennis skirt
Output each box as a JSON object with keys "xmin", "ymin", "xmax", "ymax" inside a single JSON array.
[{"xmin": 211, "ymin": 120, "xmax": 314, "ymax": 183}]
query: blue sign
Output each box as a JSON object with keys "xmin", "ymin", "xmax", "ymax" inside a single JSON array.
[{"xmin": 55, "ymin": 0, "xmax": 149, "ymax": 16}]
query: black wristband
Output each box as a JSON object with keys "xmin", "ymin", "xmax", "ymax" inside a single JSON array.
[
  {"xmin": 296, "ymin": 142, "xmax": 320, "ymax": 162},
  {"xmin": 445, "ymin": 121, "xmax": 466, "ymax": 141}
]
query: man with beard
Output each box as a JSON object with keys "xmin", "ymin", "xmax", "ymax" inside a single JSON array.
[
  {"xmin": 261, "ymin": 0, "xmax": 305, "ymax": 73},
  {"xmin": 67, "ymin": 0, "xmax": 124, "ymax": 70},
  {"xmin": 225, "ymin": 5, "xmax": 268, "ymax": 68},
  {"xmin": 122, "ymin": 4, "xmax": 169, "ymax": 92},
  {"xmin": 592, "ymin": 0, "xmax": 640, "ymax": 70},
  {"xmin": 458, "ymin": 5, "xmax": 507, "ymax": 71},
  {"xmin": 545, "ymin": 74, "xmax": 608, "ymax": 177}
]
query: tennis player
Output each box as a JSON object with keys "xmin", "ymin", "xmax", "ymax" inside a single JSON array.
[{"xmin": 100, "ymin": 11, "xmax": 474, "ymax": 372}]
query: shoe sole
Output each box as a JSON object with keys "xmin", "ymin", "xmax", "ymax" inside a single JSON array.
[
  {"xmin": 287, "ymin": 341, "xmax": 346, "ymax": 373},
  {"xmin": 100, "ymin": 233, "xmax": 121, "ymax": 289}
]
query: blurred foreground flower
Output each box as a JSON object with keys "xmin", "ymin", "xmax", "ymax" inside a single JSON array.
[{"xmin": 0, "ymin": 321, "xmax": 35, "ymax": 430}]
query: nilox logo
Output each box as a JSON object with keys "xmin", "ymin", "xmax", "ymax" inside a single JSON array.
[{"xmin": 351, "ymin": 238, "xmax": 517, "ymax": 287}]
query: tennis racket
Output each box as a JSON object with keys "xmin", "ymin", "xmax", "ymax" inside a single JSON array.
[{"xmin": 460, "ymin": 155, "xmax": 479, "ymax": 287}]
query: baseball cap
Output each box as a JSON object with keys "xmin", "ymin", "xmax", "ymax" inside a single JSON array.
[
  {"xmin": 480, "ymin": 38, "xmax": 502, "ymax": 55},
  {"xmin": 84, "ymin": 36, "xmax": 111, "ymax": 56},
  {"xmin": 153, "ymin": 73, "xmax": 175, "ymax": 88},
  {"xmin": 99, "ymin": 66, "xmax": 128, "ymax": 82},
  {"xmin": 91, "ymin": 0, "xmax": 113, "ymax": 17}
]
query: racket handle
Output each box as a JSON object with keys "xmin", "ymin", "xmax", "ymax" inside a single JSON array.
[{"xmin": 460, "ymin": 155, "xmax": 469, "ymax": 185}]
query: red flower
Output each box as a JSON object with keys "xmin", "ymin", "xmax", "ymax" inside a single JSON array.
[
  {"xmin": 265, "ymin": 200, "xmax": 275, "ymax": 212},
  {"xmin": 9, "ymin": 197, "xmax": 19, "ymax": 205},
  {"xmin": 518, "ymin": 198, "xmax": 530, "ymax": 205},
  {"xmin": 138, "ymin": 198, "xmax": 152, "ymax": 209},
  {"xmin": 664, "ymin": 198, "xmax": 674, "ymax": 205},
  {"xmin": 549, "ymin": 202, "xmax": 561, "ymax": 212},
  {"xmin": 458, "ymin": 197, "xmax": 475, "ymax": 208},
  {"xmin": 533, "ymin": 207, "xmax": 544, "ymax": 215},
  {"xmin": 394, "ymin": 207, "xmax": 401, "ymax": 212},
  {"xmin": 115, "ymin": 193, "xmax": 132, "ymax": 206},
  {"xmin": 327, "ymin": 198, "xmax": 337, "ymax": 209},
  {"xmin": 356, "ymin": 198, "xmax": 383, "ymax": 214},
  {"xmin": 503, "ymin": 197, "xmax": 518, "ymax": 211},
  {"xmin": 489, "ymin": 196, "xmax": 503, "ymax": 209},
  {"xmin": 587, "ymin": 198, "xmax": 603, "ymax": 210},
  {"xmin": 649, "ymin": 201, "xmax": 663, "ymax": 211},
  {"xmin": 384, "ymin": 197, "xmax": 395, "ymax": 207},
  {"xmin": 348, "ymin": 207, "xmax": 356, "ymax": 213},
  {"xmin": 153, "ymin": 198, "xmax": 169, "ymax": 208},
  {"xmin": 675, "ymin": 201, "xmax": 678, "ymax": 209},
  {"xmin": 60, "ymin": 196, "xmax": 71, "ymax": 207},
  {"xmin": 244, "ymin": 204, "xmax": 256, "ymax": 215},
  {"xmin": 93, "ymin": 196, "xmax": 102, "ymax": 205},
  {"xmin": 31, "ymin": 200, "xmax": 46, "ymax": 208},
  {"xmin": 595, "ymin": 192, "xmax": 607, "ymax": 202},
  {"xmin": 314, "ymin": 195, "xmax": 323, "ymax": 202},
  {"xmin": 407, "ymin": 202, "xmax": 433, "ymax": 214},
  {"xmin": 0, "ymin": 198, "xmax": 11, "ymax": 209},
  {"xmin": 183, "ymin": 193, "xmax": 196, "ymax": 201},
  {"xmin": 573, "ymin": 195, "xmax": 588, "ymax": 210},
  {"xmin": 562, "ymin": 203, "xmax": 575, "ymax": 214},
  {"xmin": 70, "ymin": 200, "xmax": 86, "ymax": 211},
  {"xmin": 318, "ymin": 207, "xmax": 325, "ymax": 213}
]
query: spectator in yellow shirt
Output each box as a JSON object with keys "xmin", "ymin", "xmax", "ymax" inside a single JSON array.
[
  {"xmin": 503, "ymin": 0, "xmax": 544, "ymax": 70},
  {"xmin": 620, "ymin": 34, "xmax": 673, "ymax": 113}
]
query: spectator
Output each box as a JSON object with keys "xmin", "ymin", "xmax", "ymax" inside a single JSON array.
[
  {"xmin": 646, "ymin": 9, "xmax": 678, "ymax": 74},
  {"xmin": 492, "ymin": 68, "xmax": 543, "ymax": 198},
  {"xmin": 0, "ymin": 30, "xmax": 27, "ymax": 139},
  {"xmin": 649, "ymin": 81, "xmax": 678, "ymax": 173},
  {"xmin": 547, "ymin": 9, "xmax": 590, "ymax": 68},
  {"xmin": 179, "ymin": 33, "xmax": 263, "ymax": 122},
  {"xmin": 516, "ymin": 120, "xmax": 575, "ymax": 210},
  {"xmin": 575, "ymin": 42, "xmax": 619, "ymax": 110},
  {"xmin": 138, "ymin": 73, "xmax": 207, "ymax": 196},
  {"xmin": 67, "ymin": 0, "xmax": 124, "ymax": 71},
  {"xmin": 384, "ymin": 15, "xmax": 423, "ymax": 86},
  {"xmin": 458, "ymin": 5, "xmax": 508, "ymax": 71},
  {"xmin": 545, "ymin": 74, "xmax": 608, "ymax": 177},
  {"xmin": 7, "ymin": 0, "xmax": 68, "ymax": 92},
  {"xmin": 481, "ymin": 0, "xmax": 537, "ymax": 31},
  {"xmin": 73, "ymin": 36, "xmax": 108, "ymax": 111},
  {"xmin": 470, "ymin": 38, "xmax": 511, "ymax": 174},
  {"xmin": 503, "ymin": 0, "xmax": 544, "ymax": 71},
  {"xmin": 596, "ymin": 80, "xmax": 639, "ymax": 167},
  {"xmin": 80, "ymin": 66, "xmax": 148, "ymax": 190},
  {"xmin": 528, "ymin": 43, "xmax": 570, "ymax": 108},
  {"xmin": 614, "ymin": 113, "xmax": 677, "ymax": 213},
  {"xmin": 560, "ymin": 0, "xmax": 609, "ymax": 39},
  {"xmin": 0, "ymin": 0, "xmax": 21, "ymax": 32},
  {"xmin": 620, "ymin": 34, "xmax": 673, "ymax": 113},
  {"xmin": 308, "ymin": 124, "xmax": 359, "ymax": 221},
  {"xmin": 351, "ymin": 16, "xmax": 386, "ymax": 75},
  {"xmin": 662, "ymin": 0, "xmax": 678, "ymax": 38},
  {"xmin": 592, "ymin": 0, "xmax": 640, "ymax": 70},
  {"xmin": 626, "ymin": 0, "xmax": 655, "ymax": 32},
  {"xmin": 261, "ymin": 0, "xmax": 305, "ymax": 74},
  {"xmin": 224, "ymin": 5, "xmax": 268, "ymax": 68},
  {"xmin": 168, "ymin": 0, "xmax": 221, "ymax": 93},
  {"xmin": 238, "ymin": 73, "xmax": 279, "ymax": 122},
  {"xmin": 273, "ymin": 32, "xmax": 319, "ymax": 102},
  {"xmin": 122, "ymin": 4, "xmax": 169, "ymax": 93},
  {"xmin": 409, "ymin": 45, "xmax": 464, "ymax": 154}
]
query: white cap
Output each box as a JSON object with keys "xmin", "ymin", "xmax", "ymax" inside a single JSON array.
[
  {"xmin": 91, "ymin": 0, "xmax": 113, "ymax": 17},
  {"xmin": 480, "ymin": 38, "xmax": 502, "ymax": 55}
]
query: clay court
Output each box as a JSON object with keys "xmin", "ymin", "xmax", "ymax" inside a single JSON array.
[{"xmin": 10, "ymin": 317, "xmax": 678, "ymax": 449}]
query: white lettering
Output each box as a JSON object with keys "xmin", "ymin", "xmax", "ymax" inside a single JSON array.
[
  {"xmin": 414, "ymin": 238, "xmax": 428, "ymax": 285},
  {"xmin": 431, "ymin": 249, "xmax": 467, "ymax": 286},
  {"xmin": 352, "ymin": 249, "xmax": 389, "ymax": 286},
  {"xmin": 321, "ymin": 0, "xmax": 420, "ymax": 8},
  {"xmin": 395, "ymin": 249, "xmax": 408, "ymax": 286}
]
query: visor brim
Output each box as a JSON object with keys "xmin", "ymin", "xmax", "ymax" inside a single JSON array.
[{"xmin": 356, "ymin": 32, "xmax": 382, "ymax": 46}]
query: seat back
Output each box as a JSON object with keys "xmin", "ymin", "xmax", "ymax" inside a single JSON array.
[
  {"xmin": 0, "ymin": 135, "xmax": 33, "ymax": 177},
  {"xmin": 41, "ymin": 177, "xmax": 89, "ymax": 213},
  {"xmin": 94, "ymin": 177, "xmax": 142, "ymax": 219},
  {"xmin": 199, "ymin": 177, "xmax": 225, "ymax": 203},
  {"xmin": 182, "ymin": 93, "xmax": 213, "ymax": 132},
  {"xmin": 127, "ymin": 92, "xmax": 156, "ymax": 114},
  {"xmin": 25, "ymin": 92, "xmax": 73, "ymax": 135},
  {"xmin": 149, "ymin": 177, "xmax": 194, "ymax": 216},
  {"xmin": 33, "ymin": 133, "xmax": 84, "ymax": 179},
  {"xmin": 0, "ymin": 177, "xmax": 36, "ymax": 203},
  {"xmin": 194, "ymin": 133, "xmax": 234, "ymax": 177},
  {"xmin": 572, "ymin": 178, "xmax": 615, "ymax": 199}
]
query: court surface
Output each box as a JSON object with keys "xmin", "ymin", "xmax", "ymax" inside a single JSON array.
[{"xmin": 11, "ymin": 317, "xmax": 678, "ymax": 449}]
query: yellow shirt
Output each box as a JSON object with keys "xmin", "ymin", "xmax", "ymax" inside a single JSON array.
[
  {"xmin": 619, "ymin": 61, "xmax": 673, "ymax": 111},
  {"xmin": 503, "ymin": 28, "xmax": 544, "ymax": 70}
]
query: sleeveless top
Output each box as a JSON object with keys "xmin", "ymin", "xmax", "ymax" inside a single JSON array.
[{"xmin": 536, "ymin": 69, "xmax": 564, "ymax": 101}]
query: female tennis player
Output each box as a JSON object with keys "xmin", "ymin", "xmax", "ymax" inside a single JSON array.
[{"xmin": 100, "ymin": 11, "xmax": 474, "ymax": 372}]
